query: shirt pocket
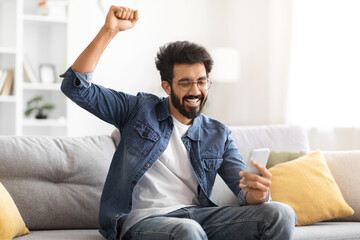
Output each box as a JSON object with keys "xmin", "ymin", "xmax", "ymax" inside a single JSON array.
[
  {"xmin": 202, "ymin": 158, "xmax": 223, "ymax": 172},
  {"xmin": 126, "ymin": 120, "xmax": 160, "ymax": 157}
]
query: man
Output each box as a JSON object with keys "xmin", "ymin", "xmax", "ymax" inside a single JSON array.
[{"xmin": 61, "ymin": 6, "xmax": 296, "ymax": 240}]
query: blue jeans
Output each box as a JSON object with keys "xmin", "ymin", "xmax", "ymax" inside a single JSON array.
[{"xmin": 122, "ymin": 202, "xmax": 296, "ymax": 240}]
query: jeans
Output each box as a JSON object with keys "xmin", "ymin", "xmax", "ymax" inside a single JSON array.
[{"xmin": 122, "ymin": 202, "xmax": 296, "ymax": 240}]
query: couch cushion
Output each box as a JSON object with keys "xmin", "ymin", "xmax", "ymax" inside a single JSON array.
[
  {"xmin": 294, "ymin": 222, "xmax": 360, "ymax": 240},
  {"xmin": 0, "ymin": 135, "xmax": 115, "ymax": 230},
  {"xmin": 269, "ymin": 151, "xmax": 354, "ymax": 226},
  {"xmin": 323, "ymin": 151, "xmax": 360, "ymax": 221},
  {"xmin": 12, "ymin": 229, "xmax": 103, "ymax": 240},
  {"xmin": 0, "ymin": 182, "xmax": 29, "ymax": 239}
]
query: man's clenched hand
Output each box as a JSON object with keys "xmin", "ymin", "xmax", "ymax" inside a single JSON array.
[{"xmin": 104, "ymin": 6, "xmax": 139, "ymax": 33}]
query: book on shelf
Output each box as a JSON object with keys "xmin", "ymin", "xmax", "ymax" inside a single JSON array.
[
  {"xmin": 0, "ymin": 69, "xmax": 14, "ymax": 96},
  {"xmin": 23, "ymin": 55, "xmax": 39, "ymax": 83},
  {"xmin": 0, "ymin": 69, "xmax": 7, "ymax": 91}
]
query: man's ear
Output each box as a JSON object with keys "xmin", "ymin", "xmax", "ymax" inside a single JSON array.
[{"xmin": 161, "ymin": 81, "xmax": 171, "ymax": 95}]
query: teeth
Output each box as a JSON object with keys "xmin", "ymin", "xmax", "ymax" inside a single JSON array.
[{"xmin": 187, "ymin": 99, "xmax": 199, "ymax": 103}]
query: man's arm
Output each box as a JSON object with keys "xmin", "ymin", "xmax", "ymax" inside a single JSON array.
[
  {"xmin": 239, "ymin": 161, "xmax": 272, "ymax": 204},
  {"xmin": 60, "ymin": 6, "xmax": 139, "ymax": 129},
  {"xmin": 72, "ymin": 6, "xmax": 139, "ymax": 73},
  {"xmin": 218, "ymin": 130, "xmax": 271, "ymax": 205}
]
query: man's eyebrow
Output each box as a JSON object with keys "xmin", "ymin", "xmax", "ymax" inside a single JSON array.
[
  {"xmin": 197, "ymin": 76, "xmax": 208, "ymax": 80},
  {"xmin": 178, "ymin": 78, "xmax": 192, "ymax": 82},
  {"xmin": 178, "ymin": 76, "xmax": 207, "ymax": 82}
]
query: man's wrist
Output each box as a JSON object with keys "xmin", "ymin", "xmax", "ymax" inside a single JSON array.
[
  {"xmin": 246, "ymin": 190, "xmax": 271, "ymax": 205},
  {"xmin": 100, "ymin": 26, "xmax": 118, "ymax": 40}
]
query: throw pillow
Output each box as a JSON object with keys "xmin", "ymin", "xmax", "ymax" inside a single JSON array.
[
  {"xmin": 266, "ymin": 150, "xmax": 303, "ymax": 169},
  {"xmin": 0, "ymin": 182, "xmax": 29, "ymax": 239},
  {"xmin": 269, "ymin": 151, "xmax": 354, "ymax": 226}
]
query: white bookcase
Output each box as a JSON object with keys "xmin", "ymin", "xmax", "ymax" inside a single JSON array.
[{"xmin": 0, "ymin": 0, "xmax": 69, "ymax": 136}]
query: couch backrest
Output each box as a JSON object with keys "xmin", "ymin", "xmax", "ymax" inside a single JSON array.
[
  {"xmin": 0, "ymin": 125, "xmax": 309, "ymax": 230},
  {"xmin": 211, "ymin": 125, "xmax": 310, "ymax": 206},
  {"xmin": 0, "ymin": 135, "xmax": 115, "ymax": 230},
  {"xmin": 229, "ymin": 125, "xmax": 310, "ymax": 166}
]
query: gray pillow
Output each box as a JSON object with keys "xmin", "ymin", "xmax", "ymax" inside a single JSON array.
[{"xmin": 0, "ymin": 135, "xmax": 115, "ymax": 230}]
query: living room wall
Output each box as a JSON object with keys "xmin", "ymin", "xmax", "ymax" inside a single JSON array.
[{"xmin": 66, "ymin": 0, "xmax": 279, "ymax": 136}]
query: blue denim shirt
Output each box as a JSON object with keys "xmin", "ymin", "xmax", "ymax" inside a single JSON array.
[{"xmin": 60, "ymin": 67, "xmax": 248, "ymax": 240}]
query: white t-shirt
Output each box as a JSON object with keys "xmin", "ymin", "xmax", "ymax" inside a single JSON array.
[{"xmin": 121, "ymin": 117, "xmax": 200, "ymax": 238}]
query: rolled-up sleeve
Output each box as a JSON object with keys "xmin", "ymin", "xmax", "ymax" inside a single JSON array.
[
  {"xmin": 237, "ymin": 189, "xmax": 272, "ymax": 206},
  {"xmin": 60, "ymin": 67, "xmax": 92, "ymax": 88}
]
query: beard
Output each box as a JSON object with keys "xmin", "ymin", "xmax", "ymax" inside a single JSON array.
[{"xmin": 170, "ymin": 87, "xmax": 207, "ymax": 119}]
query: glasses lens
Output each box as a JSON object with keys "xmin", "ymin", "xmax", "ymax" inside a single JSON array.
[
  {"xmin": 177, "ymin": 79, "xmax": 212, "ymax": 91},
  {"xmin": 199, "ymin": 79, "xmax": 211, "ymax": 90}
]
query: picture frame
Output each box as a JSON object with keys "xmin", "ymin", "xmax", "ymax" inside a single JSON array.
[{"xmin": 39, "ymin": 64, "xmax": 56, "ymax": 83}]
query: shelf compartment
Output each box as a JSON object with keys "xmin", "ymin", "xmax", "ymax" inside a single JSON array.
[{"xmin": 23, "ymin": 117, "xmax": 67, "ymax": 127}]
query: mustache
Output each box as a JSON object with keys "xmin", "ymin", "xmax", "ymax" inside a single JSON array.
[{"xmin": 183, "ymin": 95, "xmax": 203, "ymax": 101}]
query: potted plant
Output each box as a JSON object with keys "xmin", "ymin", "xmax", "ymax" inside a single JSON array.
[{"xmin": 24, "ymin": 96, "xmax": 54, "ymax": 119}]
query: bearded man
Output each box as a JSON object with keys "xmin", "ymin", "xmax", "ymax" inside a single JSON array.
[{"xmin": 61, "ymin": 6, "xmax": 296, "ymax": 240}]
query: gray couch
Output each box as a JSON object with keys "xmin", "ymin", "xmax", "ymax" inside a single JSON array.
[{"xmin": 1, "ymin": 125, "xmax": 359, "ymax": 240}]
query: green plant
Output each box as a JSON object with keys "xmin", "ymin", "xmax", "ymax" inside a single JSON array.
[{"xmin": 24, "ymin": 96, "xmax": 54, "ymax": 119}]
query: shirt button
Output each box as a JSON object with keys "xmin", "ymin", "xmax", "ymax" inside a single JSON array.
[
  {"xmin": 145, "ymin": 163, "xmax": 150, "ymax": 168},
  {"xmin": 132, "ymin": 180, "xmax": 137, "ymax": 184},
  {"xmin": 160, "ymin": 148, "xmax": 163, "ymax": 152},
  {"xmin": 209, "ymin": 165, "xmax": 213, "ymax": 170},
  {"xmin": 142, "ymin": 132, "xmax": 148, "ymax": 137},
  {"xmin": 164, "ymin": 136, "xmax": 168, "ymax": 139},
  {"xmin": 128, "ymin": 202, "xmax": 132, "ymax": 206},
  {"xmin": 115, "ymin": 214, "xmax": 119, "ymax": 218}
]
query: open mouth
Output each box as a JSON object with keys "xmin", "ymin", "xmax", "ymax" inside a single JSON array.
[{"xmin": 183, "ymin": 96, "xmax": 202, "ymax": 107}]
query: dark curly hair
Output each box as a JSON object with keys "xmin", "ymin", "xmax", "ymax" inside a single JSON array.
[{"xmin": 155, "ymin": 41, "xmax": 213, "ymax": 83}]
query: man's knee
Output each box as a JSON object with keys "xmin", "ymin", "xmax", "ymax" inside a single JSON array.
[
  {"xmin": 262, "ymin": 201, "xmax": 297, "ymax": 238},
  {"xmin": 172, "ymin": 219, "xmax": 207, "ymax": 240},
  {"xmin": 267, "ymin": 201, "xmax": 297, "ymax": 225}
]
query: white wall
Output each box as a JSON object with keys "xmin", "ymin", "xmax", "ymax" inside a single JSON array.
[{"xmin": 66, "ymin": 0, "xmax": 283, "ymax": 136}]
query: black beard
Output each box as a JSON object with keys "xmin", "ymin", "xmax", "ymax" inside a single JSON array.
[{"xmin": 170, "ymin": 87, "xmax": 207, "ymax": 119}]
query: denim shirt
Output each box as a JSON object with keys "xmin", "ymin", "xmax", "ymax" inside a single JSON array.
[{"xmin": 60, "ymin": 68, "xmax": 248, "ymax": 240}]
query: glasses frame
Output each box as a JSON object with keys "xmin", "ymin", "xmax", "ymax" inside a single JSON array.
[{"xmin": 175, "ymin": 78, "xmax": 212, "ymax": 92}]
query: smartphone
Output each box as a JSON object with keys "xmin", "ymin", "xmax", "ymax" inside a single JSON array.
[{"xmin": 246, "ymin": 148, "xmax": 270, "ymax": 175}]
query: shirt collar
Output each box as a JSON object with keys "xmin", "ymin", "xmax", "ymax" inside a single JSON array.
[
  {"xmin": 156, "ymin": 97, "xmax": 172, "ymax": 122},
  {"xmin": 186, "ymin": 115, "xmax": 201, "ymax": 141}
]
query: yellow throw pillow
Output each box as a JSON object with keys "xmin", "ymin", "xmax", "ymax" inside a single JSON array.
[
  {"xmin": 0, "ymin": 182, "xmax": 29, "ymax": 239},
  {"xmin": 269, "ymin": 151, "xmax": 354, "ymax": 226}
]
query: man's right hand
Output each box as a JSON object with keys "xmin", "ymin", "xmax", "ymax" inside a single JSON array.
[
  {"xmin": 104, "ymin": 6, "xmax": 139, "ymax": 33},
  {"xmin": 71, "ymin": 6, "xmax": 139, "ymax": 73}
]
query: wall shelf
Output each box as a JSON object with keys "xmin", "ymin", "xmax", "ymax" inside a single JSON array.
[
  {"xmin": 23, "ymin": 117, "xmax": 67, "ymax": 127},
  {"xmin": 0, "ymin": 47, "xmax": 16, "ymax": 54},
  {"xmin": 23, "ymin": 82, "xmax": 62, "ymax": 91},
  {"xmin": 0, "ymin": 96, "xmax": 16, "ymax": 103},
  {"xmin": 23, "ymin": 14, "xmax": 68, "ymax": 24}
]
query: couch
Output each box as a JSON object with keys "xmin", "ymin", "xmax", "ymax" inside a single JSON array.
[{"xmin": 0, "ymin": 125, "xmax": 359, "ymax": 240}]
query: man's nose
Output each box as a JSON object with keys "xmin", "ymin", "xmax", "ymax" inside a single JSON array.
[{"xmin": 188, "ymin": 82, "xmax": 202, "ymax": 94}]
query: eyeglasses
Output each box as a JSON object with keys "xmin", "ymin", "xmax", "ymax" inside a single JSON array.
[{"xmin": 175, "ymin": 78, "xmax": 212, "ymax": 92}]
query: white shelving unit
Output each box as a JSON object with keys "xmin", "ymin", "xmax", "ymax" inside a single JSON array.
[{"xmin": 0, "ymin": 0, "xmax": 69, "ymax": 136}]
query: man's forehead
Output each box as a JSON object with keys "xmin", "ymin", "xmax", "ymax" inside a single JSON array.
[{"xmin": 173, "ymin": 63, "xmax": 206, "ymax": 79}]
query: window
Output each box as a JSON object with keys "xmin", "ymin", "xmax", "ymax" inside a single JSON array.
[{"xmin": 286, "ymin": 0, "xmax": 360, "ymax": 127}]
